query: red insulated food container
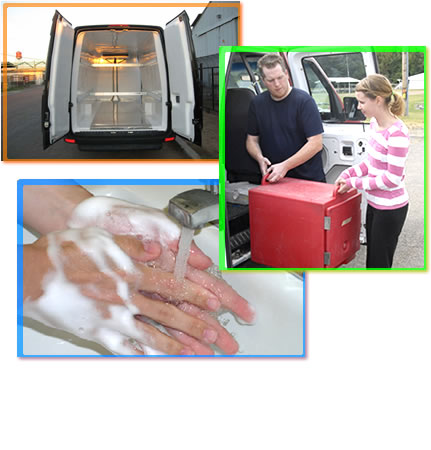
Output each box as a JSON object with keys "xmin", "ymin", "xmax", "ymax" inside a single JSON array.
[{"xmin": 249, "ymin": 176, "xmax": 362, "ymax": 268}]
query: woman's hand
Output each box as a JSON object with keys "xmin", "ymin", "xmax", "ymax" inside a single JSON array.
[
  {"xmin": 23, "ymin": 228, "xmax": 235, "ymax": 356},
  {"xmin": 335, "ymin": 177, "xmax": 350, "ymax": 194}
]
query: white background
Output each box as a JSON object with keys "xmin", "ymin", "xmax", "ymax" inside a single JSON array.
[{"xmin": 1, "ymin": 1, "xmax": 430, "ymax": 449}]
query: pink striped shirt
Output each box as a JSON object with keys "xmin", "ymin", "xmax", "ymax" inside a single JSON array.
[{"xmin": 340, "ymin": 118, "xmax": 409, "ymax": 210}]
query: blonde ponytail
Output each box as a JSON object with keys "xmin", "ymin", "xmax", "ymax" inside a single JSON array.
[
  {"xmin": 356, "ymin": 74, "xmax": 405, "ymax": 117},
  {"xmin": 390, "ymin": 91, "xmax": 405, "ymax": 116}
]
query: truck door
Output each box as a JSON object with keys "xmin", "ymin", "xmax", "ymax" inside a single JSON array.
[
  {"xmin": 164, "ymin": 11, "xmax": 202, "ymax": 145},
  {"xmin": 41, "ymin": 11, "xmax": 74, "ymax": 149},
  {"xmin": 287, "ymin": 51, "xmax": 379, "ymax": 182}
]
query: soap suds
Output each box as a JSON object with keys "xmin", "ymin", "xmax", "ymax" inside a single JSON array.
[
  {"xmin": 68, "ymin": 197, "xmax": 180, "ymax": 247},
  {"xmin": 24, "ymin": 228, "xmax": 155, "ymax": 355},
  {"xmin": 26, "ymin": 195, "xmax": 257, "ymax": 355}
]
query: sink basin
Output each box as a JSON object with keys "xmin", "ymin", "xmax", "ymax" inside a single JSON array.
[{"xmin": 19, "ymin": 183, "xmax": 304, "ymax": 357}]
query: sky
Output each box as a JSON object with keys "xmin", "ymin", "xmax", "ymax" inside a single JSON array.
[{"xmin": 4, "ymin": 2, "xmax": 207, "ymax": 62}]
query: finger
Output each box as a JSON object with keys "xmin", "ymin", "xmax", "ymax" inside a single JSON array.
[
  {"xmin": 177, "ymin": 303, "xmax": 239, "ymax": 355},
  {"xmin": 168, "ymin": 239, "xmax": 213, "ymax": 270},
  {"xmin": 144, "ymin": 249, "xmax": 254, "ymax": 323},
  {"xmin": 93, "ymin": 328, "xmax": 142, "ymax": 355},
  {"xmin": 131, "ymin": 317, "xmax": 195, "ymax": 355},
  {"xmin": 114, "ymin": 235, "xmax": 161, "ymax": 263},
  {"xmin": 164, "ymin": 327, "xmax": 215, "ymax": 356},
  {"xmin": 266, "ymin": 170, "xmax": 278, "ymax": 183},
  {"xmin": 132, "ymin": 293, "xmax": 219, "ymax": 345},
  {"xmin": 99, "ymin": 313, "xmax": 195, "ymax": 355},
  {"xmin": 132, "ymin": 264, "xmax": 221, "ymax": 312},
  {"xmin": 185, "ymin": 267, "xmax": 255, "ymax": 324}
]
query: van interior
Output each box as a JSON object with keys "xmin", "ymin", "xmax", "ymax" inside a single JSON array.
[{"xmin": 70, "ymin": 29, "xmax": 168, "ymax": 133}]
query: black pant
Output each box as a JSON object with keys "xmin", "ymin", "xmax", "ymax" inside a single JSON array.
[{"xmin": 365, "ymin": 203, "xmax": 409, "ymax": 268}]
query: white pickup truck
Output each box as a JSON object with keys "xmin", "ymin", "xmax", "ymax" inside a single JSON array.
[{"xmin": 222, "ymin": 50, "xmax": 378, "ymax": 266}]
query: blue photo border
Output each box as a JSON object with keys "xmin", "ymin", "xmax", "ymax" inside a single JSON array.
[{"xmin": 17, "ymin": 179, "xmax": 306, "ymax": 358}]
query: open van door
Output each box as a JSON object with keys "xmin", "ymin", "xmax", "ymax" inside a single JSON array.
[
  {"xmin": 41, "ymin": 11, "xmax": 74, "ymax": 149},
  {"xmin": 287, "ymin": 51, "xmax": 379, "ymax": 182},
  {"xmin": 164, "ymin": 11, "xmax": 202, "ymax": 145}
]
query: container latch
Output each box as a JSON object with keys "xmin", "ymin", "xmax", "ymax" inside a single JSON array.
[
  {"xmin": 324, "ymin": 252, "xmax": 331, "ymax": 266},
  {"xmin": 324, "ymin": 216, "xmax": 331, "ymax": 230}
]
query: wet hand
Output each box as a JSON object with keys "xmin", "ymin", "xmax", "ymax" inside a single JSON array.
[
  {"xmin": 68, "ymin": 196, "xmax": 213, "ymax": 270},
  {"xmin": 149, "ymin": 246, "xmax": 256, "ymax": 352},
  {"xmin": 23, "ymin": 228, "xmax": 226, "ymax": 356}
]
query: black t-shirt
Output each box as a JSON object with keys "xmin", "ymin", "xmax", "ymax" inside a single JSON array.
[{"xmin": 247, "ymin": 88, "xmax": 325, "ymax": 181}]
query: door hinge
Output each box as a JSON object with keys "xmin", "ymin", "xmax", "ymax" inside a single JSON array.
[
  {"xmin": 68, "ymin": 101, "xmax": 73, "ymax": 112},
  {"xmin": 43, "ymin": 111, "xmax": 50, "ymax": 129},
  {"xmin": 324, "ymin": 216, "xmax": 331, "ymax": 230},
  {"xmin": 192, "ymin": 118, "xmax": 201, "ymax": 125},
  {"xmin": 324, "ymin": 252, "xmax": 331, "ymax": 266}
]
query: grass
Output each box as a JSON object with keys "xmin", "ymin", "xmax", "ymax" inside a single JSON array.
[{"xmin": 400, "ymin": 90, "xmax": 424, "ymax": 127}]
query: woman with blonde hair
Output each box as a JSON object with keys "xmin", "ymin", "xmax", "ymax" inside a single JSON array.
[{"xmin": 336, "ymin": 74, "xmax": 409, "ymax": 268}]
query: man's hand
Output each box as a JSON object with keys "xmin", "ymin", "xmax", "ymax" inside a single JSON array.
[
  {"xmin": 258, "ymin": 156, "xmax": 272, "ymax": 176},
  {"xmin": 265, "ymin": 161, "xmax": 289, "ymax": 183}
]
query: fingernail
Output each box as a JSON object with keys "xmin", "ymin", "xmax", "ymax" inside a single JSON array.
[
  {"xmin": 203, "ymin": 328, "xmax": 218, "ymax": 344},
  {"xmin": 207, "ymin": 296, "xmax": 221, "ymax": 311},
  {"xmin": 180, "ymin": 347, "xmax": 195, "ymax": 356}
]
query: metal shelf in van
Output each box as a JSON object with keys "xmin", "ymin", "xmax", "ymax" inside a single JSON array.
[{"xmin": 90, "ymin": 63, "xmax": 145, "ymax": 68}]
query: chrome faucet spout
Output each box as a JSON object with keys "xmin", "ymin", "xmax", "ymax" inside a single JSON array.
[{"xmin": 168, "ymin": 189, "xmax": 219, "ymax": 230}]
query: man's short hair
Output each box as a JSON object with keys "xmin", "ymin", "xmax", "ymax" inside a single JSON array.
[{"xmin": 257, "ymin": 54, "xmax": 286, "ymax": 79}]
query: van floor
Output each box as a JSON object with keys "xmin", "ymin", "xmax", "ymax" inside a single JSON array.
[
  {"xmin": 91, "ymin": 102, "xmax": 152, "ymax": 129},
  {"xmin": 3, "ymin": 85, "xmax": 218, "ymax": 159}
]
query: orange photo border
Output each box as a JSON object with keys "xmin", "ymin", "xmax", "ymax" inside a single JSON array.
[{"xmin": 2, "ymin": 2, "xmax": 242, "ymax": 162}]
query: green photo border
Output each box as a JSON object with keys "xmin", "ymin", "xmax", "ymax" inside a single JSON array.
[{"xmin": 219, "ymin": 45, "xmax": 427, "ymax": 272}]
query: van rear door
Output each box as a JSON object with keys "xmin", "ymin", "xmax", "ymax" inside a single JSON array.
[
  {"xmin": 287, "ymin": 51, "xmax": 379, "ymax": 182},
  {"xmin": 41, "ymin": 11, "xmax": 74, "ymax": 149},
  {"xmin": 164, "ymin": 11, "xmax": 202, "ymax": 145}
]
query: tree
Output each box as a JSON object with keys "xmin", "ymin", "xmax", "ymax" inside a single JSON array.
[{"xmin": 377, "ymin": 52, "xmax": 424, "ymax": 84}]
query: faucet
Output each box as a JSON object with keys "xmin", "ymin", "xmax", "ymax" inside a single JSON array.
[{"xmin": 168, "ymin": 188, "xmax": 219, "ymax": 229}]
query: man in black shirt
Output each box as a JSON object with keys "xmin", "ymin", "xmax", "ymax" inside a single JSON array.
[{"xmin": 246, "ymin": 54, "xmax": 326, "ymax": 183}]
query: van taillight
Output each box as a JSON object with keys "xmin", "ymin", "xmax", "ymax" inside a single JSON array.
[
  {"xmin": 164, "ymin": 137, "xmax": 175, "ymax": 142},
  {"xmin": 64, "ymin": 138, "xmax": 76, "ymax": 144}
]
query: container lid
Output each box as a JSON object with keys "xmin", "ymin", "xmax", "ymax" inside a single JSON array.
[{"xmin": 250, "ymin": 178, "xmax": 338, "ymax": 205}]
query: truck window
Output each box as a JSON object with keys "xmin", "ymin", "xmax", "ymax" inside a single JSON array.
[
  {"xmin": 302, "ymin": 60, "xmax": 331, "ymax": 118},
  {"xmin": 302, "ymin": 53, "xmax": 368, "ymax": 122},
  {"xmin": 227, "ymin": 53, "xmax": 265, "ymax": 92}
]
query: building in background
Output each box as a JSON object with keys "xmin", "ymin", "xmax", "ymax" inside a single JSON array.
[{"xmin": 192, "ymin": 2, "xmax": 239, "ymax": 112}]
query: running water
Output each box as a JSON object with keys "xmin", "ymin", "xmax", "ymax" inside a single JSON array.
[{"xmin": 174, "ymin": 226, "xmax": 195, "ymax": 280}]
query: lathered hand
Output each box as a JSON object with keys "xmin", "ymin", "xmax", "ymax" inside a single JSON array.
[
  {"xmin": 23, "ymin": 228, "xmax": 224, "ymax": 355},
  {"xmin": 68, "ymin": 196, "xmax": 213, "ymax": 270}
]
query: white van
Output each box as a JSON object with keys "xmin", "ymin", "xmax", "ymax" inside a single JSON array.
[{"xmin": 42, "ymin": 10, "xmax": 202, "ymax": 151}]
